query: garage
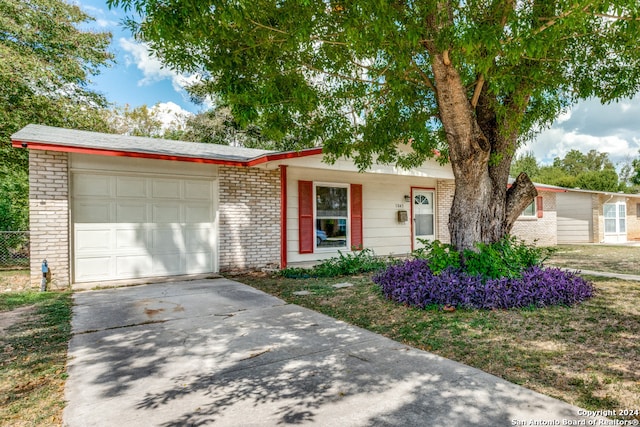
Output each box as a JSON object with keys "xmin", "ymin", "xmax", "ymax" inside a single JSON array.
[
  {"xmin": 556, "ymin": 192, "xmax": 593, "ymax": 243},
  {"xmin": 72, "ymin": 158, "xmax": 218, "ymax": 283}
]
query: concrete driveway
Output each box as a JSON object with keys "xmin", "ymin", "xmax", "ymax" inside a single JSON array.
[{"xmin": 64, "ymin": 278, "xmax": 597, "ymax": 426}]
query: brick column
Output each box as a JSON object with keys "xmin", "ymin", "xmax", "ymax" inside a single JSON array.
[
  {"xmin": 29, "ymin": 150, "xmax": 70, "ymax": 287},
  {"xmin": 218, "ymin": 166, "xmax": 280, "ymax": 270},
  {"xmin": 436, "ymin": 180, "xmax": 455, "ymax": 244}
]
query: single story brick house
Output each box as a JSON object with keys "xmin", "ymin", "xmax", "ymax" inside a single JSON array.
[{"xmin": 10, "ymin": 124, "xmax": 639, "ymax": 288}]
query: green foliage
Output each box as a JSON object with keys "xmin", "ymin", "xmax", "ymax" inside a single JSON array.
[
  {"xmin": 510, "ymin": 151, "xmax": 539, "ymax": 179},
  {"xmin": 412, "ymin": 239, "xmax": 460, "ymax": 274},
  {"xmin": 280, "ymin": 248, "xmax": 387, "ymax": 278},
  {"xmin": 108, "ymin": 0, "xmax": 640, "ymax": 249},
  {"xmin": 513, "ymin": 149, "xmax": 624, "ymax": 192},
  {"xmin": 631, "ymin": 150, "xmax": 640, "ymax": 186},
  {"xmin": 412, "ymin": 236, "xmax": 555, "ymax": 281},
  {"xmin": 0, "ymin": 167, "xmax": 28, "ymax": 230},
  {"xmin": 463, "ymin": 236, "xmax": 555, "ymax": 281},
  {"xmin": 0, "ymin": 0, "xmax": 114, "ymax": 230},
  {"xmin": 107, "ymin": 104, "xmax": 168, "ymax": 137},
  {"xmin": 107, "ymin": 0, "xmax": 640, "ymax": 171}
]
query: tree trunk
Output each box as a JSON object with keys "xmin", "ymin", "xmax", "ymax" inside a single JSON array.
[{"xmin": 428, "ymin": 48, "xmax": 537, "ymax": 251}]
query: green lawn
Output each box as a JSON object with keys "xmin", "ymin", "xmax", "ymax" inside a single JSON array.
[
  {"xmin": 235, "ymin": 264, "xmax": 640, "ymax": 421},
  {"xmin": 0, "ymin": 291, "xmax": 72, "ymax": 426}
]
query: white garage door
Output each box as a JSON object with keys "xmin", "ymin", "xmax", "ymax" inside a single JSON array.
[
  {"xmin": 72, "ymin": 172, "xmax": 217, "ymax": 283},
  {"xmin": 557, "ymin": 192, "xmax": 592, "ymax": 243}
]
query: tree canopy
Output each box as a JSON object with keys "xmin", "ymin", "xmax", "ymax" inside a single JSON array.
[
  {"xmin": 511, "ymin": 149, "xmax": 627, "ymax": 193},
  {"xmin": 108, "ymin": 0, "xmax": 640, "ymax": 250},
  {"xmin": 0, "ymin": 0, "xmax": 114, "ymax": 229}
]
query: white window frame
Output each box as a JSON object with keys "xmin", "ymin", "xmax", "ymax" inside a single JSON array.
[
  {"xmin": 520, "ymin": 199, "xmax": 536, "ymax": 218},
  {"xmin": 604, "ymin": 201, "xmax": 626, "ymax": 235},
  {"xmin": 313, "ymin": 182, "xmax": 350, "ymax": 252}
]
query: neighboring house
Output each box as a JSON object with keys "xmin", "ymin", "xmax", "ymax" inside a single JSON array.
[
  {"xmin": 10, "ymin": 124, "xmax": 638, "ymax": 288},
  {"xmin": 554, "ymin": 187, "xmax": 640, "ymax": 244}
]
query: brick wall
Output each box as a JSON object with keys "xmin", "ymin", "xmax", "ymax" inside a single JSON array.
[
  {"xmin": 593, "ymin": 194, "xmax": 602, "ymax": 242},
  {"xmin": 436, "ymin": 180, "xmax": 454, "ymax": 244},
  {"xmin": 628, "ymin": 200, "xmax": 640, "ymax": 241},
  {"xmin": 511, "ymin": 192, "xmax": 557, "ymax": 247},
  {"xmin": 218, "ymin": 166, "xmax": 280, "ymax": 270},
  {"xmin": 29, "ymin": 150, "xmax": 70, "ymax": 287}
]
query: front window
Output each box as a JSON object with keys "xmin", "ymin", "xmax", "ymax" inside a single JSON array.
[
  {"xmin": 521, "ymin": 200, "xmax": 536, "ymax": 217},
  {"xmin": 604, "ymin": 202, "xmax": 626, "ymax": 234},
  {"xmin": 315, "ymin": 185, "xmax": 348, "ymax": 249}
]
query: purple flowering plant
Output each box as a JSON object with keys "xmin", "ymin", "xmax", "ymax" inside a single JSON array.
[{"xmin": 373, "ymin": 238, "xmax": 594, "ymax": 310}]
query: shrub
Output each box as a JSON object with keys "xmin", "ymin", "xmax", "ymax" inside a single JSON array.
[
  {"xmin": 412, "ymin": 236, "xmax": 555, "ymax": 281},
  {"xmin": 280, "ymin": 248, "xmax": 388, "ymax": 278},
  {"xmin": 462, "ymin": 236, "xmax": 555, "ymax": 280},
  {"xmin": 373, "ymin": 260, "xmax": 594, "ymax": 310},
  {"xmin": 412, "ymin": 239, "xmax": 460, "ymax": 274}
]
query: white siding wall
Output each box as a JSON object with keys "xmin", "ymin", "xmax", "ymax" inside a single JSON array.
[{"xmin": 286, "ymin": 167, "xmax": 440, "ymax": 263}]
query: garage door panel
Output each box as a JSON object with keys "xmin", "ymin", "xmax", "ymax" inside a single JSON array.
[
  {"xmin": 76, "ymin": 229, "xmax": 111, "ymax": 251},
  {"xmin": 115, "ymin": 228, "xmax": 149, "ymax": 251},
  {"xmin": 74, "ymin": 174, "xmax": 111, "ymax": 197},
  {"xmin": 153, "ymin": 204, "xmax": 181, "ymax": 223},
  {"xmin": 116, "ymin": 255, "xmax": 153, "ymax": 277},
  {"xmin": 152, "ymin": 254, "xmax": 183, "ymax": 275},
  {"xmin": 186, "ymin": 252, "xmax": 212, "ymax": 273},
  {"xmin": 116, "ymin": 176, "xmax": 147, "ymax": 198},
  {"xmin": 151, "ymin": 227, "xmax": 184, "ymax": 253},
  {"xmin": 185, "ymin": 204, "xmax": 212, "ymax": 223},
  {"xmin": 185, "ymin": 227, "xmax": 214, "ymax": 250},
  {"xmin": 75, "ymin": 201, "xmax": 111, "ymax": 223},
  {"xmin": 76, "ymin": 257, "xmax": 112, "ymax": 281},
  {"xmin": 557, "ymin": 193, "xmax": 592, "ymax": 243},
  {"xmin": 185, "ymin": 180, "xmax": 212, "ymax": 200},
  {"xmin": 116, "ymin": 203, "xmax": 147, "ymax": 223},
  {"xmin": 153, "ymin": 180, "xmax": 180, "ymax": 198}
]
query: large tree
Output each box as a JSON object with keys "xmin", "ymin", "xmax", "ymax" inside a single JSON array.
[
  {"xmin": 108, "ymin": 0, "xmax": 640, "ymax": 250},
  {"xmin": 0, "ymin": 0, "xmax": 113, "ymax": 229}
]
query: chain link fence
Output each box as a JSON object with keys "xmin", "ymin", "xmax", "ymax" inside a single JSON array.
[{"xmin": 0, "ymin": 231, "xmax": 30, "ymax": 269}]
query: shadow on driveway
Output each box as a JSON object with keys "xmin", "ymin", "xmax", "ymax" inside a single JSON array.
[{"xmin": 64, "ymin": 279, "xmax": 596, "ymax": 426}]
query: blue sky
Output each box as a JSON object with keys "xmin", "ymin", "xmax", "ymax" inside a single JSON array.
[
  {"xmin": 78, "ymin": 0, "xmax": 203, "ymax": 114},
  {"xmin": 76, "ymin": 0, "xmax": 640, "ymax": 167}
]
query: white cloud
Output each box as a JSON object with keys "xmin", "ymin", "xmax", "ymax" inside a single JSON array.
[
  {"xmin": 118, "ymin": 38, "xmax": 203, "ymax": 97},
  {"xmin": 151, "ymin": 102, "xmax": 193, "ymax": 131},
  {"xmin": 524, "ymin": 95, "xmax": 640, "ymax": 166},
  {"xmin": 77, "ymin": 2, "xmax": 119, "ymax": 28},
  {"xmin": 119, "ymin": 38, "xmax": 175, "ymax": 85}
]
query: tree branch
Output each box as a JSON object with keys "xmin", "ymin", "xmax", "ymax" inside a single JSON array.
[
  {"xmin": 248, "ymin": 19, "xmax": 288, "ymax": 35},
  {"xmin": 531, "ymin": 3, "xmax": 592, "ymax": 37},
  {"xmin": 504, "ymin": 172, "xmax": 538, "ymax": 232},
  {"xmin": 410, "ymin": 58, "xmax": 437, "ymax": 93},
  {"xmin": 302, "ymin": 64, "xmax": 385, "ymax": 85},
  {"xmin": 592, "ymin": 13, "xmax": 640, "ymax": 21},
  {"xmin": 471, "ymin": 74, "xmax": 484, "ymax": 108}
]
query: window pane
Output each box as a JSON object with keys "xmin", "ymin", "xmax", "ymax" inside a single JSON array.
[
  {"xmin": 416, "ymin": 214, "xmax": 434, "ymax": 236},
  {"xmin": 619, "ymin": 219, "xmax": 626, "ymax": 233},
  {"xmin": 605, "ymin": 218, "xmax": 616, "ymax": 233},
  {"xmin": 316, "ymin": 218, "xmax": 347, "ymax": 248},
  {"xmin": 316, "ymin": 186, "xmax": 347, "ymax": 217},
  {"xmin": 619, "ymin": 204, "xmax": 626, "ymax": 217},
  {"xmin": 522, "ymin": 201, "xmax": 535, "ymax": 216},
  {"xmin": 604, "ymin": 204, "xmax": 616, "ymax": 218}
]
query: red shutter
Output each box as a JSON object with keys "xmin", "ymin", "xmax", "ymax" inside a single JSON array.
[
  {"xmin": 298, "ymin": 181, "xmax": 314, "ymax": 253},
  {"xmin": 351, "ymin": 184, "xmax": 363, "ymax": 250},
  {"xmin": 536, "ymin": 196, "xmax": 544, "ymax": 218}
]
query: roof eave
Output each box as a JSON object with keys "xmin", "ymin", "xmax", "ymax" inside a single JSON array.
[{"xmin": 11, "ymin": 139, "xmax": 324, "ymax": 167}]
